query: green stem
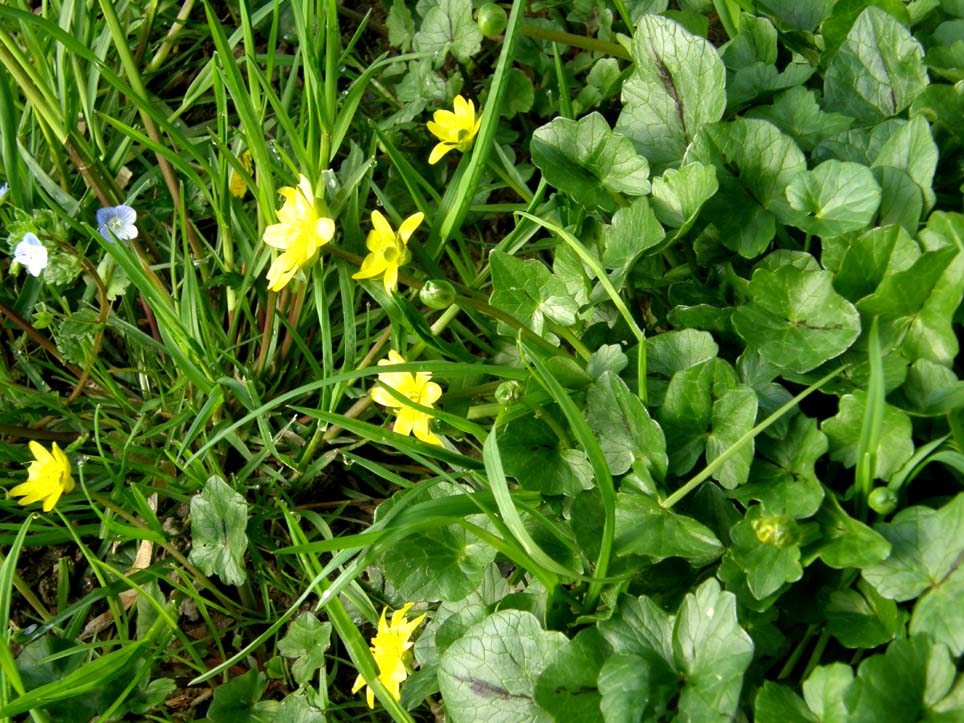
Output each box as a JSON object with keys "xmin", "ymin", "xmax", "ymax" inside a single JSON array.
[
  {"xmin": 521, "ymin": 21, "xmax": 631, "ymax": 60},
  {"xmin": 662, "ymin": 365, "xmax": 847, "ymax": 510}
]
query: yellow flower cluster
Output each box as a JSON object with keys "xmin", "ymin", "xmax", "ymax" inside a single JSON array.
[
  {"xmin": 352, "ymin": 603, "xmax": 426, "ymax": 709},
  {"xmin": 261, "ymin": 96, "xmax": 479, "ymax": 291}
]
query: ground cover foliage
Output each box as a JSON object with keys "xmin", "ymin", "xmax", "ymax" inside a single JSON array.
[{"xmin": 1, "ymin": 0, "xmax": 964, "ymax": 720}]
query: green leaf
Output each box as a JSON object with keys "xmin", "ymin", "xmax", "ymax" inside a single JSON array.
[
  {"xmin": 601, "ymin": 196, "xmax": 666, "ymax": 270},
  {"xmin": 926, "ymin": 19, "xmax": 964, "ymax": 80},
  {"xmin": 497, "ymin": 414, "xmax": 591, "ymax": 495},
  {"xmin": 863, "ymin": 494, "xmax": 964, "ymax": 600},
  {"xmin": 207, "ymin": 670, "xmax": 277, "ymax": 723},
  {"xmin": 825, "ymin": 580, "xmax": 901, "ymax": 649},
  {"xmin": 731, "ymin": 414, "xmax": 827, "ymax": 518},
  {"xmin": 438, "ymin": 609, "xmax": 567, "ymax": 723},
  {"xmin": 843, "ymin": 637, "xmax": 952, "ymax": 722},
  {"xmin": 657, "ymin": 360, "xmax": 715, "ymax": 475},
  {"xmin": 746, "ymin": 87, "xmax": 853, "ymax": 152},
  {"xmin": 2, "ymin": 639, "xmax": 147, "ymax": 719},
  {"xmin": 730, "ymin": 510, "xmax": 803, "ymax": 599},
  {"xmin": 413, "ymin": 0, "xmax": 483, "ymax": 64},
  {"xmin": 823, "ymin": 7, "xmax": 929, "ymax": 122},
  {"xmin": 55, "ymin": 309, "xmax": 102, "ymax": 366},
  {"xmin": 647, "ymin": 328, "xmax": 719, "ymax": 378},
  {"xmin": 897, "ymin": 359, "xmax": 964, "ymax": 416},
  {"xmin": 706, "ymin": 385, "xmax": 758, "ymax": 489},
  {"xmin": 380, "ymin": 523, "xmax": 497, "ymax": 603},
  {"xmin": 672, "ymin": 578, "xmax": 755, "ymax": 721},
  {"xmin": 277, "ymin": 613, "xmax": 332, "ymax": 686},
  {"xmin": 862, "ymin": 494, "xmax": 964, "ymax": 654},
  {"xmin": 822, "ymin": 391, "xmax": 914, "ymax": 482},
  {"xmin": 597, "ymin": 592, "xmax": 674, "ymax": 660},
  {"xmin": 598, "ymin": 650, "xmax": 678, "ymax": 722},
  {"xmin": 757, "ymin": 0, "xmax": 832, "ymax": 31},
  {"xmin": 785, "ymin": 160, "xmax": 881, "ymax": 237},
  {"xmin": 650, "ymin": 162, "xmax": 719, "ymax": 233},
  {"xmin": 489, "ymin": 251, "xmax": 579, "ymax": 336},
  {"xmin": 531, "ymin": 112, "xmax": 650, "ymax": 211},
  {"xmin": 821, "ymin": 0, "xmax": 911, "ymax": 64},
  {"xmin": 188, "ymin": 476, "xmax": 249, "ymax": 586},
  {"xmin": 534, "ymin": 628, "xmax": 608, "ymax": 722},
  {"xmin": 803, "ymin": 663, "xmax": 854, "ymax": 723},
  {"xmin": 597, "ymin": 580, "xmax": 753, "ymax": 721},
  {"xmin": 586, "ymin": 372, "xmax": 667, "ymax": 480},
  {"xmin": 755, "ymin": 681, "xmax": 819, "ymax": 723},
  {"xmin": 910, "ymin": 565, "xmax": 964, "ymax": 657},
  {"xmin": 856, "ymin": 246, "xmax": 962, "ymax": 365},
  {"xmin": 733, "ymin": 258, "xmax": 861, "ymax": 373},
  {"xmin": 687, "ymin": 119, "xmax": 806, "ymax": 257},
  {"xmin": 811, "ymin": 493, "xmax": 892, "ymax": 570},
  {"xmin": 727, "ymin": 60, "xmax": 816, "ymax": 110},
  {"xmin": 616, "ymin": 14, "xmax": 726, "ymax": 168},
  {"xmin": 834, "ymin": 224, "xmax": 920, "ymax": 302},
  {"xmin": 871, "ymin": 115, "xmax": 938, "ymax": 213},
  {"xmin": 503, "ymin": 67, "xmax": 535, "ymax": 119},
  {"xmin": 614, "ymin": 492, "xmax": 724, "ymax": 564},
  {"xmin": 387, "ymin": 0, "xmax": 415, "ymax": 51}
]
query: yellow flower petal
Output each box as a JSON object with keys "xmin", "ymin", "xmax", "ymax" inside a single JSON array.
[
  {"xmin": 370, "ymin": 352, "xmax": 443, "ymax": 444},
  {"xmin": 353, "ymin": 211, "xmax": 421, "ymax": 294},
  {"xmin": 353, "ymin": 603, "xmax": 426, "ymax": 709},
  {"xmin": 426, "ymin": 95, "xmax": 481, "ymax": 164},
  {"xmin": 262, "ymin": 174, "xmax": 335, "ymax": 291},
  {"xmin": 11, "ymin": 442, "xmax": 73, "ymax": 511}
]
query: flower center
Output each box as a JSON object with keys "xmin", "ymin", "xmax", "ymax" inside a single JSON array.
[{"xmin": 382, "ymin": 243, "xmax": 400, "ymax": 263}]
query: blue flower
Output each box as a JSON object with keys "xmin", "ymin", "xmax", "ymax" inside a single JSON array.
[
  {"xmin": 0, "ymin": 182, "xmax": 8, "ymax": 202},
  {"xmin": 96, "ymin": 204, "xmax": 138, "ymax": 242},
  {"xmin": 13, "ymin": 233, "xmax": 48, "ymax": 277}
]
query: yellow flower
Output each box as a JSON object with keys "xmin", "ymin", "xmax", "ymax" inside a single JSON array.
[
  {"xmin": 263, "ymin": 174, "xmax": 335, "ymax": 291},
  {"xmin": 427, "ymin": 95, "xmax": 482, "ymax": 165},
  {"xmin": 371, "ymin": 350, "xmax": 443, "ymax": 445},
  {"xmin": 229, "ymin": 150, "xmax": 253, "ymax": 198},
  {"xmin": 353, "ymin": 210, "xmax": 424, "ymax": 294},
  {"xmin": 10, "ymin": 441, "xmax": 74, "ymax": 512},
  {"xmin": 352, "ymin": 603, "xmax": 426, "ymax": 709}
]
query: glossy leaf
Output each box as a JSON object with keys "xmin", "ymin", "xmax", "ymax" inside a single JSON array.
[
  {"xmin": 616, "ymin": 14, "xmax": 726, "ymax": 168},
  {"xmin": 785, "ymin": 160, "xmax": 881, "ymax": 236},
  {"xmin": 823, "ymin": 7, "xmax": 928, "ymax": 122},
  {"xmin": 733, "ymin": 259, "xmax": 861, "ymax": 373},
  {"xmin": 531, "ymin": 112, "xmax": 651, "ymax": 211},
  {"xmin": 438, "ymin": 609, "xmax": 567, "ymax": 722}
]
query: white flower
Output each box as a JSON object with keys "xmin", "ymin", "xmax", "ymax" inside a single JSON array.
[
  {"xmin": 13, "ymin": 233, "xmax": 48, "ymax": 277},
  {"xmin": 96, "ymin": 205, "xmax": 138, "ymax": 242}
]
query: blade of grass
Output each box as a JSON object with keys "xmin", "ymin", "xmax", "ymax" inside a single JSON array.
[
  {"xmin": 518, "ymin": 211, "xmax": 648, "ymax": 402},
  {"xmin": 855, "ymin": 316, "xmax": 885, "ymax": 521},
  {"xmin": 518, "ymin": 339, "xmax": 615, "ymax": 610},
  {"xmin": 662, "ymin": 364, "xmax": 848, "ymax": 509}
]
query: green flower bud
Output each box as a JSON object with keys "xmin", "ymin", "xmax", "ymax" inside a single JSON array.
[
  {"xmin": 477, "ymin": 3, "xmax": 507, "ymax": 38},
  {"xmin": 419, "ymin": 279, "xmax": 456, "ymax": 309},
  {"xmin": 868, "ymin": 487, "xmax": 898, "ymax": 515},
  {"xmin": 495, "ymin": 380, "xmax": 522, "ymax": 405},
  {"xmin": 751, "ymin": 514, "xmax": 800, "ymax": 548}
]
